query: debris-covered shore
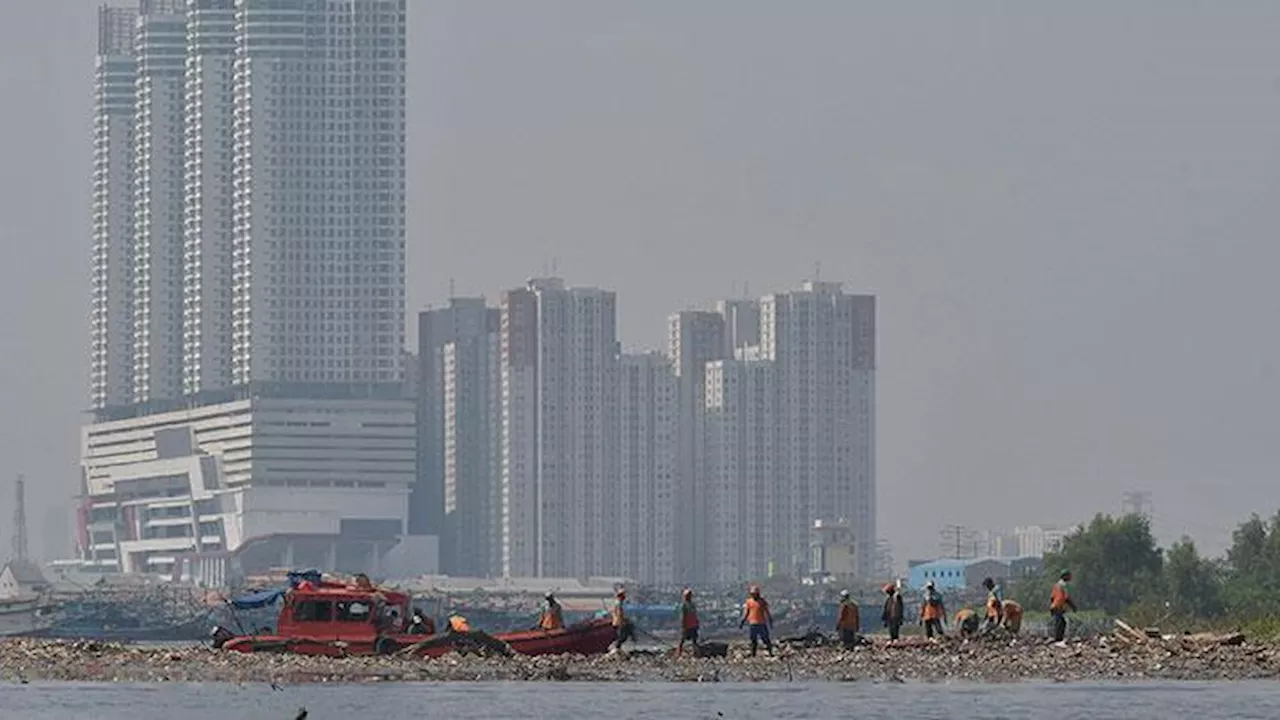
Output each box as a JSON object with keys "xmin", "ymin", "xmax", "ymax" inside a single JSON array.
[{"xmin": 1, "ymin": 632, "xmax": 1276, "ymax": 684}]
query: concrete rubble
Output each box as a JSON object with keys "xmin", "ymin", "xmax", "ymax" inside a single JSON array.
[{"xmin": 2, "ymin": 633, "xmax": 1276, "ymax": 684}]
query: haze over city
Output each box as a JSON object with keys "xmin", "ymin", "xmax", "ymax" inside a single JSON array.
[{"xmin": 2, "ymin": 0, "xmax": 1280, "ymax": 568}]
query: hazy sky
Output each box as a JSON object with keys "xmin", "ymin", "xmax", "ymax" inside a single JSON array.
[{"xmin": 2, "ymin": 1, "xmax": 1280, "ymax": 565}]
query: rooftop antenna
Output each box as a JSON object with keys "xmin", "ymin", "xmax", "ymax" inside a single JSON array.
[
  {"xmin": 12, "ymin": 475, "xmax": 28, "ymax": 561},
  {"xmin": 448, "ymin": 276, "xmax": 456, "ymax": 299},
  {"xmin": 551, "ymin": 256, "xmax": 559, "ymax": 277},
  {"xmin": 814, "ymin": 260, "xmax": 822, "ymax": 282}
]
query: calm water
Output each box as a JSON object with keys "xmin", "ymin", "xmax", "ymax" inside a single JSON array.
[{"xmin": 3, "ymin": 680, "xmax": 1279, "ymax": 719}]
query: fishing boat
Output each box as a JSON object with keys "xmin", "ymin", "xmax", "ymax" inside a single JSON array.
[
  {"xmin": 214, "ymin": 572, "xmax": 616, "ymax": 658},
  {"xmin": 0, "ymin": 596, "xmax": 56, "ymax": 637}
]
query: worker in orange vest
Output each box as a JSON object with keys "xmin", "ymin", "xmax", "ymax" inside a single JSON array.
[
  {"xmin": 739, "ymin": 585, "xmax": 774, "ymax": 657},
  {"xmin": 836, "ymin": 589, "xmax": 862, "ymax": 649},
  {"xmin": 676, "ymin": 588, "xmax": 700, "ymax": 657},
  {"xmin": 448, "ymin": 614, "xmax": 471, "ymax": 633},
  {"xmin": 919, "ymin": 580, "xmax": 947, "ymax": 638},
  {"xmin": 982, "ymin": 577, "xmax": 1004, "ymax": 633},
  {"xmin": 1049, "ymin": 569, "xmax": 1077, "ymax": 642},
  {"xmin": 610, "ymin": 588, "xmax": 634, "ymax": 650},
  {"xmin": 539, "ymin": 591, "xmax": 565, "ymax": 631},
  {"xmin": 955, "ymin": 607, "xmax": 980, "ymax": 638}
]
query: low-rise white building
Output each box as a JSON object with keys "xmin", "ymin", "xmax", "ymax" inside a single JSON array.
[{"xmin": 78, "ymin": 397, "xmax": 420, "ymax": 584}]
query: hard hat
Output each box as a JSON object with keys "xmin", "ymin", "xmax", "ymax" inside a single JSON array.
[
  {"xmin": 616, "ymin": 587, "xmax": 627, "ymax": 597},
  {"xmin": 926, "ymin": 580, "xmax": 935, "ymax": 589},
  {"xmin": 839, "ymin": 589, "xmax": 850, "ymax": 598},
  {"xmin": 882, "ymin": 583, "xmax": 895, "ymax": 593},
  {"xmin": 1060, "ymin": 569, "xmax": 1071, "ymax": 578},
  {"xmin": 545, "ymin": 591, "xmax": 555, "ymax": 599},
  {"xmin": 682, "ymin": 588, "xmax": 693, "ymax": 598}
]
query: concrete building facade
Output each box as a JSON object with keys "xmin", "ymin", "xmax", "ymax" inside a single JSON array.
[
  {"xmin": 181, "ymin": 0, "xmax": 235, "ymax": 396},
  {"xmin": 703, "ymin": 354, "xmax": 776, "ymax": 582},
  {"xmin": 415, "ymin": 299, "xmax": 498, "ymax": 544},
  {"xmin": 78, "ymin": 397, "xmax": 416, "ymax": 579},
  {"xmin": 666, "ymin": 311, "xmax": 726, "ymax": 582},
  {"xmin": 616, "ymin": 352, "xmax": 678, "ymax": 584},
  {"xmin": 759, "ymin": 282, "xmax": 876, "ymax": 578},
  {"xmin": 440, "ymin": 326, "xmax": 502, "ymax": 577},
  {"xmin": 499, "ymin": 278, "xmax": 619, "ymax": 578},
  {"xmin": 131, "ymin": 2, "xmax": 187, "ymax": 404},
  {"xmin": 91, "ymin": 5, "xmax": 141, "ymax": 412}
]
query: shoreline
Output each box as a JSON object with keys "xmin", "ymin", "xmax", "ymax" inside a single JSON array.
[{"xmin": 3, "ymin": 635, "xmax": 1279, "ymax": 685}]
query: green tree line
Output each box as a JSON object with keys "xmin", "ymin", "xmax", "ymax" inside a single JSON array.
[{"xmin": 1013, "ymin": 511, "xmax": 1280, "ymax": 631}]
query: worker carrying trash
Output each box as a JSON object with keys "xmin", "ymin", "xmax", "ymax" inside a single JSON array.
[
  {"xmin": 881, "ymin": 583, "xmax": 905, "ymax": 640},
  {"xmin": 448, "ymin": 614, "xmax": 471, "ymax": 633},
  {"xmin": 610, "ymin": 587, "xmax": 634, "ymax": 651},
  {"xmin": 1049, "ymin": 569, "xmax": 1077, "ymax": 643},
  {"xmin": 920, "ymin": 580, "xmax": 947, "ymax": 639},
  {"xmin": 836, "ymin": 590, "xmax": 862, "ymax": 649},
  {"xmin": 982, "ymin": 577, "xmax": 1004, "ymax": 633},
  {"xmin": 539, "ymin": 591, "xmax": 564, "ymax": 631},
  {"xmin": 955, "ymin": 607, "xmax": 981, "ymax": 638},
  {"xmin": 739, "ymin": 585, "xmax": 774, "ymax": 657},
  {"xmin": 676, "ymin": 588, "xmax": 700, "ymax": 657}
]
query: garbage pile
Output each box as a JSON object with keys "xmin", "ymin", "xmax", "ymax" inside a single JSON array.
[{"xmin": 3, "ymin": 625, "xmax": 1279, "ymax": 685}]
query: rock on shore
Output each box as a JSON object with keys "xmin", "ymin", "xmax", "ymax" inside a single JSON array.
[{"xmin": 2, "ymin": 636, "xmax": 1279, "ymax": 684}]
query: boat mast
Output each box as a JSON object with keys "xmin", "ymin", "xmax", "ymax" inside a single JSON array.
[{"xmin": 12, "ymin": 475, "xmax": 28, "ymax": 561}]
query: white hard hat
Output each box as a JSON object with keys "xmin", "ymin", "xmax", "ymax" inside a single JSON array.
[{"xmin": 839, "ymin": 589, "xmax": 850, "ymax": 598}]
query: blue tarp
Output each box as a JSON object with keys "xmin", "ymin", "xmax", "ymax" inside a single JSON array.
[{"xmin": 230, "ymin": 588, "xmax": 286, "ymax": 610}]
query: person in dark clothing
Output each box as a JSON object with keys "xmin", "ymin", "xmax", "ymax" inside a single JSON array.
[{"xmin": 881, "ymin": 584, "xmax": 905, "ymax": 640}]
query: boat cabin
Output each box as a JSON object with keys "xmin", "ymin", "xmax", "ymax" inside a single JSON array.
[{"xmin": 275, "ymin": 579, "xmax": 412, "ymax": 641}]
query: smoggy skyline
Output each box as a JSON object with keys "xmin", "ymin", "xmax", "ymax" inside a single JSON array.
[{"xmin": 2, "ymin": 1, "xmax": 1280, "ymax": 565}]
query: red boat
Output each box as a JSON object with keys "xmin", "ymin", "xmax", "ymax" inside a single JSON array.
[{"xmin": 214, "ymin": 575, "xmax": 616, "ymax": 658}]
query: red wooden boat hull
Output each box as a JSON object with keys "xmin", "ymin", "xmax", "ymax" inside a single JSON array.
[{"xmin": 222, "ymin": 618, "xmax": 617, "ymax": 658}]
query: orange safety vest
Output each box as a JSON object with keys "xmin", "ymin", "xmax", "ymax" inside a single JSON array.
[
  {"xmin": 921, "ymin": 594, "xmax": 943, "ymax": 621},
  {"xmin": 985, "ymin": 593, "xmax": 1002, "ymax": 619},
  {"xmin": 837, "ymin": 600, "xmax": 860, "ymax": 630},
  {"xmin": 955, "ymin": 608, "xmax": 976, "ymax": 625},
  {"xmin": 681, "ymin": 601, "xmax": 699, "ymax": 630},
  {"xmin": 539, "ymin": 605, "xmax": 564, "ymax": 631},
  {"xmin": 1050, "ymin": 582, "xmax": 1072, "ymax": 613},
  {"xmin": 449, "ymin": 616, "xmax": 471, "ymax": 632},
  {"xmin": 744, "ymin": 597, "xmax": 769, "ymax": 625}
]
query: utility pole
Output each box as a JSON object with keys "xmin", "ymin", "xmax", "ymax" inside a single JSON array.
[
  {"xmin": 939, "ymin": 524, "xmax": 972, "ymax": 560},
  {"xmin": 12, "ymin": 475, "xmax": 29, "ymax": 561},
  {"xmin": 1122, "ymin": 491, "xmax": 1153, "ymax": 518}
]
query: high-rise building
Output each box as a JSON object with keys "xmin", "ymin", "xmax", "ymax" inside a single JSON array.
[
  {"xmin": 230, "ymin": 0, "xmax": 407, "ymax": 389},
  {"xmin": 441, "ymin": 332, "xmax": 502, "ymax": 577},
  {"xmin": 617, "ymin": 352, "xmax": 678, "ymax": 584},
  {"xmin": 714, "ymin": 299, "xmax": 761, "ymax": 355},
  {"xmin": 80, "ymin": 1, "xmax": 414, "ymax": 580},
  {"xmin": 759, "ymin": 281, "xmax": 875, "ymax": 577},
  {"xmin": 90, "ymin": 4, "xmax": 140, "ymax": 412},
  {"xmin": 499, "ymin": 278, "xmax": 619, "ymax": 578},
  {"xmin": 666, "ymin": 311, "xmax": 726, "ymax": 582},
  {"xmin": 417, "ymin": 299, "xmax": 500, "ymax": 571},
  {"xmin": 182, "ymin": 0, "xmax": 235, "ymax": 397},
  {"xmin": 131, "ymin": 1, "xmax": 187, "ymax": 404},
  {"xmin": 703, "ymin": 353, "xmax": 776, "ymax": 582}
]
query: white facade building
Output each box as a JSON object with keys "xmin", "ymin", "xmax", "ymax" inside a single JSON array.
[
  {"xmin": 182, "ymin": 0, "xmax": 235, "ymax": 396},
  {"xmin": 616, "ymin": 352, "xmax": 678, "ymax": 584},
  {"xmin": 703, "ymin": 355, "xmax": 777, "ymax": 583},
  {"xmin": 91, "ymin": 5, "xmax": 140, "ymax": 412},
  {"xmin": 666, "ymin": 310, "xmax": 726, "ymax": 582},
  {"xmin": 79, "ymin": 397, "xmax": 416, "ymax": 578},
  {"xmin": 132, "ymin": 2, "xmax": 187, "ymax": 404},
  {"xmin": 1013, "ymin": 525, "xmax": 1078, "ymax": 557},
  {"xmin": 760, "ymin": 282, "xmax": 876, "ymax": 578},
  {"xmin": 441, "ymin": 329, "xmax": 502, "ymax": 577},
  {"xmin": 230, "ymin": 0, "xmax": 407, "ymax": 388},
  {"xmin": 500, "ymin": 278, "xmax": 619, "ymax": 578}
]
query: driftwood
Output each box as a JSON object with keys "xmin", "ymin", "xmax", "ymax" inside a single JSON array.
[{"xmin": 1114, "ymin": 619, "xmax": 1246, "ymax": 648}]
